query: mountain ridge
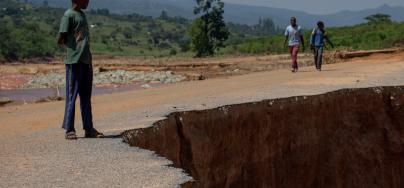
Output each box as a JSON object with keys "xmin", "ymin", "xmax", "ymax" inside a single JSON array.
[{"xmin": 24, "ymin": 0, "xmax": 404, "ymax": 27}]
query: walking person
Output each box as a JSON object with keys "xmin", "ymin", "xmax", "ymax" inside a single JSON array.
[
  {"xmin": 284, "ymin": 17, "xmax": 305, "ymax": 73},
  {"xmin": 58, "ymin": 0, "xmax": 104, "ymax": 140},
  {"xmin": 310, "ymin": 21, "xmax": 334, "ymax": 71}
]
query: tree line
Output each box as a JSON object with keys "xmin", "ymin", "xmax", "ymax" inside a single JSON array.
[
  {"xmin": 0, "ymin": 0, "xmax": 401, "ymax": 61},
  {"xmin": 0, "ymin": 0, "xmax": 281, "ymax": 60}
]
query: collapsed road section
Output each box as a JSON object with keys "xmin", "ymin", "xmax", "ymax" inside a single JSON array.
[{"xmin": 123, "ymin": 86, "xmax": 404, "ymax": 188}]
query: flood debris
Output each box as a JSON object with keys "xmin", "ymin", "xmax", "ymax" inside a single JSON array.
[{"xmin": 23, "ymin": 70, "xmax": 187, "ymax": 89}]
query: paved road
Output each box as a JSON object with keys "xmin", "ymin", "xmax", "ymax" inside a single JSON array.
[{"xmin": 1, "ymin": 52, "xmax": 404, "ymax": 187}]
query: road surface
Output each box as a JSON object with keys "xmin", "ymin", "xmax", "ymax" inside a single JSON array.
[{"xmin": 1, "ymin": 52, "xmax": 404, "ymax": 187}]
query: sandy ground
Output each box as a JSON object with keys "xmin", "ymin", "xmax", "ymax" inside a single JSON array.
[{"xmin": 1, "ymin": 52, "xmax": 404, "ymax": 187}]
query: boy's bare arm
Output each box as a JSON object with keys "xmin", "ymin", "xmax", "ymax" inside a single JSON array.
[
  {"xmin": 325, "ymin": 35, "xmax": 334, "ymax": 48},
  {"xmin": 284, "ymin": 36, "xmax": 288, "ymax": 47},
  {"xmin": 300, "ymin": 35, "xmax": 305, "ymax": 51},
  {"xmin": 58, "ymin": 33, "xmax": 68, "ymax": 45}
]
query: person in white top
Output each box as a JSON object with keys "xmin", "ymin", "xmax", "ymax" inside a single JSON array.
[{"xmin": 284, "ymin": 17, "xmax": 305, "ymax": 73}]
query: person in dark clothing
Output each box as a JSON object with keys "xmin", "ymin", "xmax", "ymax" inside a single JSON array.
[
  {"xmin": 310, "ymin": 21, "xmax": 334, "ymax": 71},
  {"xmin": 58, "ymin": 0, "xmax": 104, "ymax": 140}
]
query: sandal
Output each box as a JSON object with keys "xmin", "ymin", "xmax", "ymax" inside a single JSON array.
[
  {"xmin": 85, "ymin": 128, "xmax": 104, "ymax": 138},
  {"xmin": 65, "ymin": 131, "xmax": 78, "ymax": 140}
]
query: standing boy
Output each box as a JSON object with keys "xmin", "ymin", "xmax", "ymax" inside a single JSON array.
[
  {"xmin": 58, "ymin": 0, "xmax": 104, "ymax": 140},
  {"xmin": 310, "ymin": 21, "xmax": 334, "ymax": 71},
  {"xmin": 284, "ymin": 17, "xmax": 305, "ymax": 73}
]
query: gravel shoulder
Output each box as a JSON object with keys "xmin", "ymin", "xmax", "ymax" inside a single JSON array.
[{"xmin": 1, "ymin": 52, "xmax": 404, "ymax": 187}]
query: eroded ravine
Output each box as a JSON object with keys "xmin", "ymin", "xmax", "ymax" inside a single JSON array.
[{"xmin": 122, "ymin": 86, "xmax": 404, "ymax": 188}]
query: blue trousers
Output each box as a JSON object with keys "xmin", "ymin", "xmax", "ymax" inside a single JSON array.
[
  {"xmin": 313, "ymin": 46, "xmax": 324, "ymax": 69},
  {"xmin": 62, "ymin": 63, "xmax": 94, "ymax": 132}
]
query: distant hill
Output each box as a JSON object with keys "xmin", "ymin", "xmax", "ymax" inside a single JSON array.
[
  {"xmin": 26, "ymin": 0, "xmax": 404, "ymax": 28},
  {"xmin": 224, "ymin": 3, "xmax": 404, "ymax": 28},
  {"xmin": 25, "ymin": 0, "xmax": 194, "ymax": 17}
]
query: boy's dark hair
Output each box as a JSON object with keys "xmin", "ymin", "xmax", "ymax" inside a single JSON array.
[
  {"xmin": 317, "ymin": 21, "xmax": 324, "ymax": 27},
  {"xmin": 317, "ymin": 21, "xmax": 325, "ymax": 33},
  {"xmin": 291, "ymin": 17, "xmax": 297, "ymax": 21}
]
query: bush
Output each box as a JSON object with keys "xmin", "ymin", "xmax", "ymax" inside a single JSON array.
[
  {"xmin": 0, "ymin": 17, "xmax": 57, "ymax": 60},
  {"xmin": 169, "ymin": 48, "xmax": 177, "ymax": 56},
  {"xmin": 189, "ymin": 0, "xmax": 229, "ymax": 57},
  {"xmin": 225, "ymin": 21, "xmax": 404, "ymax": 54}
]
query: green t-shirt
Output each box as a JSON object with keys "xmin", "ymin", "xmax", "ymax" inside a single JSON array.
[{"xmin": 59, "ymin": 9, "xmax": 91, "ymax": 64}]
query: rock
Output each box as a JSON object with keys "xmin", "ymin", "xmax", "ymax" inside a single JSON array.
[
  {"xmin": 93, "ymin": 66, "xmax": 101, "ymax": 74},
  {"xmin": 23, "ymin": 70, "xmax": 186, "ymax": 89},
  {"xmin": 36, "ymin": 95, "xmax": 65, "ymax": 103},
  {"xmin": 18, "ymin": 67, "xmax": 38, "ymax": 74},
  {"xmin": 99, "ymin": 67, "xmax": 109, "ymax": 72},
  {"xmin": 141, "ymin": 84, "xmax": 151, "ymax": 89},
  {"xmin": 0, "ymin": 97, "xmax": 12, "ymax": 106},
  {"xmin": 186, "ymin": 73, "xmax": 205, "ymax": 81}
]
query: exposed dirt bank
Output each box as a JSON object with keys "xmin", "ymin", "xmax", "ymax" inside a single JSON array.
[{"xmin": 123, "ymin": 86, "xmax": 404, "ymax": 188}]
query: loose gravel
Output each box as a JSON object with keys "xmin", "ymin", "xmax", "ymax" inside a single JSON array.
[{"xmin": 23, "ymin": 70, "xmax": 186, "ymax": 89}]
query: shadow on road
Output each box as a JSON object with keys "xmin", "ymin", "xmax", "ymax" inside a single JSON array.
[{"xmin": 77, "ymin": 134, "xmax": 121, "ymax": 139}]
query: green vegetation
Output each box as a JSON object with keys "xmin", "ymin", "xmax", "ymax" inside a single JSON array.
[
  {"xmin": 0, "ymin": 1, "xmax": 403, "ymax": 61},
  {"xmin": 365, "ymin": 13, "xmax": 392, "ymax": 24},
  {"xmin": 188, "ymin": 0, "xmax": 229, "ymax": 57},
  {"xmin": 327, "ymin": 21, "xmax": 404, "ymax": 50},
  {"xmin": 0, "ymin": 0, "xmax": 277, "ymax": 60},
  {"xmin": 223, "ymin": 15, "xmax": 404, "ymax": 55},
  {"xmin": 0, "ymin": 1, "xmax": 59, "ymax": 60},
  {"xmin": 0, "ymin": 0, "xmax": 193, "ymax": 60}
]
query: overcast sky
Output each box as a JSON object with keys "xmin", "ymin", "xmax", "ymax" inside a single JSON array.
[{"xmin": 222, "ymin": 0, "xmax": 404, "ymax": 14}]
